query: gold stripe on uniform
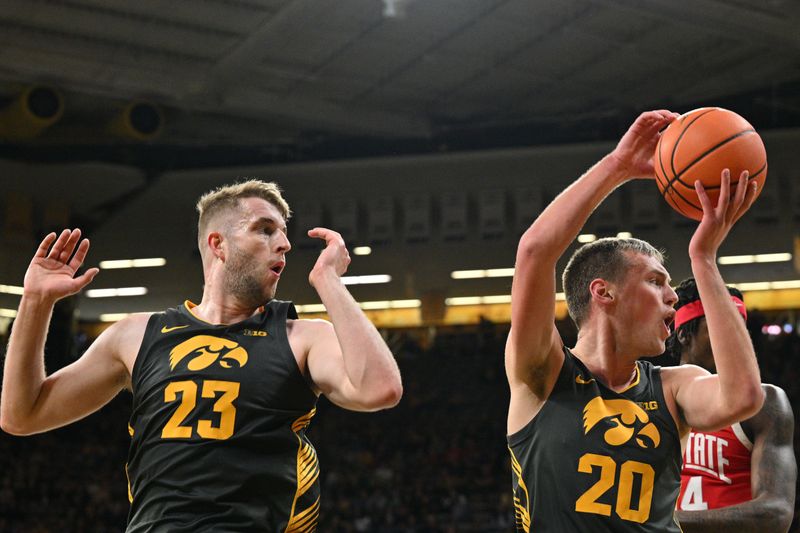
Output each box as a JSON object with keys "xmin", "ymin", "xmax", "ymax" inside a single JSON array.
[
  {"xmin": 509, "ymin": 446, "xmax": 532, "ymax": 532},
  {"xmin": 285, "ymin": 408, "xmax": 319, "ymax": 533}
]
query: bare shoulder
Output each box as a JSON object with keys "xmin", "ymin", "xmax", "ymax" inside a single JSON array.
[
  {"xmin": 104, "ymin": 312, "xmax": 152, "ymax": 347},
  {"xmin": 286, "ymin": 318, "xmax": 337, "ymax": 354},
  {"xmin": 93, "ymin": 312, "xmax": 153, "ymax": 375},
  {"xmin": 286, "ymin": 317, "xmax": 334, "ymax": 340},
  {"xmin": 659, "ymin": 363, "xmax": 709, "ymax": 388}
]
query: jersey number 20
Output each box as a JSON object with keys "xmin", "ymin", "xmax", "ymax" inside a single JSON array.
[{"xmin": 575, "ymin": 453, "xmax": 655, "ymax": 523}]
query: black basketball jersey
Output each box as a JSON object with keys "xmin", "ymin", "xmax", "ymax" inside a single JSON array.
[
  {"xmin": 126, "ymin": 300, "xmax": 320, "ymax": 533},
  {"xmin": 508, "ymin": 348, "xmax": 682, "ymax": 532}
]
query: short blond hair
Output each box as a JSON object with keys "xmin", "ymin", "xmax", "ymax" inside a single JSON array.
[{"xmin": 196, "ymin": 179, "xmax": 291, "ymax": 248}]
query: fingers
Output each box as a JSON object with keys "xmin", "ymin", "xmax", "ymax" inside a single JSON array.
[
  {"xmin": 46, "ymin": 229, "xmax": 73, "ymax": 260},
  {"xmin": 695, "ymin": 180, "xmax": 714, "ymax": 215},
  {"xmin": 731, "ymin": 177, "xmax": 759, "ymax": 226},
  {"xmin": 46, "ymin": 228, "xmax": 84, "ymax": 264},
  {"xmin": 728, "ymin": 170, "xmax": 749, "ymax": 217},
  {"xmin": 73, "ymin": 267, "xmax": 100, "ymax": 292},
  {"xmin": 60, "ymin": 229, "xmax": 82, "ymax": 263},
  {"xmin": 716, "ymin": 169, "xmax": 731, "ymax": 215},
  {"xmin": 637, "ymin": 110, "xmax": 679, "ymax": 134},
  {"xmin": 307, "ymin": 227, "xmax": 344, "ymax": 245},
  {"xmin": 35, "ymin": 232, "xmax": 57, "ymax": 258},
  {"xmin": 68, "ymin": 237, "xmax": 91, "ymax": 271}
]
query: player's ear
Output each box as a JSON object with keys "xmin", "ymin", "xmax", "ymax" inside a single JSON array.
[
  {"xmin": 208, "ymin": 231, "xmax": 225, "ymax": 261},
  {"xmin": 589, "ymin": 278, "xmax": 614, "ymax": 305},
  {"xmin": 677, "ymin": 328, "xmax": 689, "ymax": 346}
]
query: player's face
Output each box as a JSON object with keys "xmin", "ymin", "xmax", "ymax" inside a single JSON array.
[
  {"xmin": 223, "ymin": 197, "xmax": 291, "ymax": 306},
  {"xmin": 615, "ymin": 252, "xmax": 678, "ymax": 356},
  {"xmin": 681, "ymin": 318, "xmax": 715, "ymax": 372}
]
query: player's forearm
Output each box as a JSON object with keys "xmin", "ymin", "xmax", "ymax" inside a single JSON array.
[
  {"xmin": 676, "ymin": 497, "xmax": 793, "ymax": 532},
  {"xmin": 312, "ymin": 271, "xmax": 402, "ymax": 408},
  {"xmin": 691, "ymin": 257, "xmax": 763, "ymax": 418},
  {"xmin": 518, "ymin": 154, "xmax": 629, "ymax": 263},
  {"xmin": 0, "ymin": 294, "xmax": 55, "ymax": 433}
]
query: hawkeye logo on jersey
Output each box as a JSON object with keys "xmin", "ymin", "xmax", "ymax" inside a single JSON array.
[
  {"xmin": 582, "ymin": 397, "xmax": 660, "ymax": 449},
  {"xmin": 169, "ymin": 335, "xmax": 249, "ymax": 371}
]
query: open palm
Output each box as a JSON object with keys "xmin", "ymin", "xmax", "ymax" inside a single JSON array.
[{"xmin": 25, "ymin": 229, "xmax": 99, "ymax": 302}]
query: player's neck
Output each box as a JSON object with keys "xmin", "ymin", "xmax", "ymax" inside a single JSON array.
[
  {"xmin": 192, "ymin": 293, "xmax": 261, "ymax": 325},
  {"xmin": 573, "ymin": 331, "xmax": 639, "ymax": 392}
]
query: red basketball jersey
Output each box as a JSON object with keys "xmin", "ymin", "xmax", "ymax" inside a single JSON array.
[{"xmin": 678, "ymin": 423, "xmax": 752, "ymax": 510}]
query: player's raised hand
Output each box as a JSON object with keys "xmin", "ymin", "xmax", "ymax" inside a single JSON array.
[
  {"xmin": 689, "ymin": 169, "xmax": 759, "ymax": 261},
  {"xmin": 24, "ymin": 229, "xmax": 99, "ymax": 303},
  {"xmin": 307, "ymin": 227, "xmax": 351, "ymax": 287},
  {"xmin": 609, "ymin": 110, "xmax": 679, "ymax": 179}
]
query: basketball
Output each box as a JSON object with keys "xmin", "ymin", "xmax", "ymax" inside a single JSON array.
[{"xmin": 654, "ymin": 107, "xmax": 767, "ymax": 221}]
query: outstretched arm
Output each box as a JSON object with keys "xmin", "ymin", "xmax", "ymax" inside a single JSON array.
[
  {"xmin": 671, "ymin": 172, "xmax": 764, "ymax": 432},
  {"xmin": 0, "ymin": 229, "xmax": 131, "ymax": 435},
  {"xmin": 676, "ymin": 385, "xmax": 796, "ymax": 532},
  {"xmin": 301, "ymin": 227, "xmax": 402, "ymax": 412},
  {"xmin": 506, "ymin": 110, "xmax": 677, "ymax": 430}
]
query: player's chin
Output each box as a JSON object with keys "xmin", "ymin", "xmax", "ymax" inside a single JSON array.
[{"xmin": 640, "ymin": 335, "xmax": 666, "ymax": 358}]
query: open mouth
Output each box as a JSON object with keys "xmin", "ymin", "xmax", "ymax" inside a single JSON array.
[
  {"xmin": 270, "ymin": 262, "xmax": 285, "ymax": 276},
  {"xmin": 663, "ymin": 311, "xmax": 675, "ymax": 332}
]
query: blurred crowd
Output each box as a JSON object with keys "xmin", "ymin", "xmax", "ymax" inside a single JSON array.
[{"xmin": 0, "ymin": 316, "xmax": 797, "ymax": 532}]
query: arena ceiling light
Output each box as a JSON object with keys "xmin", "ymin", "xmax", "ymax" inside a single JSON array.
[
  {"xmin": 295, "ymin": 299, "xmax": 420, "ymax": 313},
  {"xmin": 98, "ymin": 311, "xmax": 159, "ymax": 322},
  {"xmin": 0, "ymin": 308, "xmax": 17, "ymax": 318},
  {"xmin": 99, "ymin": 258, "xmax": 167, "ymax": 269},
  {"xmin": 617, "ymin": 232, "xmax": 633, "ymax": 239},
  {"xmin": 718, "ymin": 253, "xmax": 792, "ymax": 265},
  {"xmin": 0, "ymin": 284, "xmax": 24, "ymax": 295},
  {"xmin": 446, "ymin": 295, "xmax": 511, "ymax": 306},
  {"xmin": 353, "ymin": 246, "xmax": 372, "ymax": 256},
  {"xmin": 360, "ymin": 299, "xmax": 420, "ymax": 310},
  {"xmin": 577, "ymin": 234, "xmax": 597, "ymax": 243},
  {"xmin": 341, "ymin": 274, "xmax": 391, "ymax": 285},
  {"xmin": 731, "ymin": 280, "xmax": 800, "ymax": 291},
  {"xmin": 85, "ymin": 287, "xmax": 148, "ymax": 298},
  {"xmin": 295, "ymin": 303, "xmax": 327, "ymax": 313},
  {"xmin": 446, "ymin": 292, "xmax": 567, "ymax": 305},
  {"xmin": 99, "ymin": 313, "xmax": 132, "ymax": 322},
  {"xmin": 451, "ymin": 268, "xmax": 515, "ymax": 279}
]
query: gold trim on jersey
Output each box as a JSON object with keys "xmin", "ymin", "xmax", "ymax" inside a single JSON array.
[
  {"xmin": 125, "ymin": 463, "xmax": 133, "ymax": 503},
  {"xmin": 184, "ymin": 300, "xmax": 266, "ymax": 325},
  {"xmin": 126, "ymin": 424, "xmax": 134, "ymax": 503},
  {"xmin": 285, "ymin": 408, "xmax": 320, "ymax": 533},
  {"xmin": 618, "ymin": 364, "xmax": 641, "ymax": 393},
  {"xmin": 509, "ymin": 446, "xmax": 531, "ymax": 532}
]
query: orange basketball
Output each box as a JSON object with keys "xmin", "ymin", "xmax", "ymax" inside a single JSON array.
[{"xmin": 654, "ymin": 107, "xmax": 767, "ymax": 221}]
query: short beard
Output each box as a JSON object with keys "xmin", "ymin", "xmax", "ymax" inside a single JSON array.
[{"xmin": 223, "ymin": 246, "xmax": 274, "ymax": 308}]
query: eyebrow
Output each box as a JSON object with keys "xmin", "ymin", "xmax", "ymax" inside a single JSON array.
[
  {"xmin": 253, "ymin": 216, "xmax": 287, "ymax": 234},
  {"xmin": 647, "ymin": 269, "xmax": 672, "ymax": 285}
]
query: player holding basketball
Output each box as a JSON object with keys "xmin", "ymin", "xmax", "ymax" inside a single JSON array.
[
  {"xmin": 506, "ymin": 110, "xmax": 764, "ymax": 532},
  {"xmin": 1, "ymin": 180, "xmax": 403, "ymax": 532},
  {"xmin": 668, "ymin": 279, "xmax": 796, "ymax": 532}
]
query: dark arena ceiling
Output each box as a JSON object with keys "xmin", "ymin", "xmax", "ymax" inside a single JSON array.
[
  {"xmin": 0, "ymin": 0, "xmax": 799, "ymax": 321},
  {"xmin": 0, "ymin": 0, "xmax": 798, "ymax": 169}
]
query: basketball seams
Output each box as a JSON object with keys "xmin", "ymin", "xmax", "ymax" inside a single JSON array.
[
  {"xmin": 658, "ymin": 108, "xmax": 717, "ymax": 219},
  {"xmin": 656, "ymin": 135, "xmax": 695, "ymax": 217},
  {"xmin": 670, "ymin": 129, "xmax": 759, "ymax": 190},
  {"xmin": 668, "ymin": 108, "xmax": 716, "ymax": 179}
]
